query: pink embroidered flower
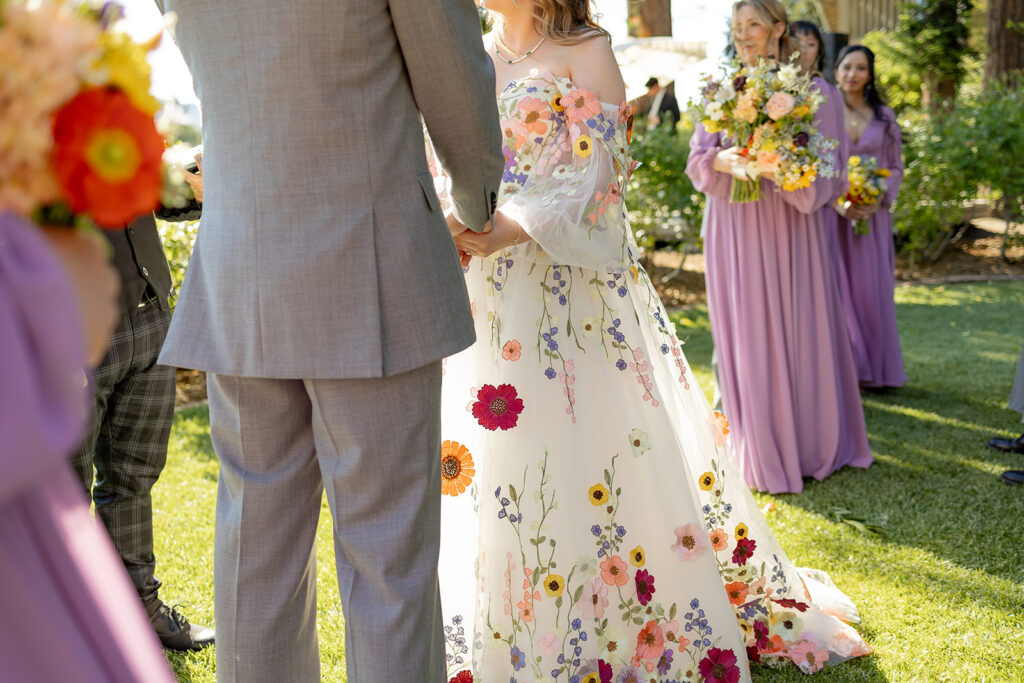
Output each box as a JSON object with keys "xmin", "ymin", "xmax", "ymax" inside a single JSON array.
[
  {"xmin": 501, "ymin": 339, "xmax": 522, "ymax": 361},
  {"xmin": 517, "ymin": 96, "xmax": 552, "ymax": 135},
  {"xmin": 580, "ymin": 577, "xmax": 609, "ymax": 619},
  {"xmin": 672, "ymin": 522, "xmax": 711, "ymax": 561},
  {"xmin": 765, "ymin": 91, "xmax": 796, "ymax": 120},
  {"xmin": 537, "ymin": 631, "xmax": 560, "ymax": 657},
  {"xmin": 634, "ymin": 619, "xmax": 665, "ymax": 662},
  {"xmin": 472, "ymin": 383, "xmax": 524, "ymax": 431},
  {"xmin": 698, "ymin": 647, "xmax": 741, "ymax": 683},
  {"xmin": 599, "ymin": 555, "xmax": 629, "ymax": 586},
  {"xmin": 789, "ymin": 639, "xmax": 829, "ymax": 673},
  {"xmin": 562, "ymin": 87, "xmax": 601, "ymax": 123}
]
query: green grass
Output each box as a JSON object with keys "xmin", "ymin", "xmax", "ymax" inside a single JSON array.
[{"xmin": 156, "ymin": 281, "xmax": 1024, "ymax": 682}]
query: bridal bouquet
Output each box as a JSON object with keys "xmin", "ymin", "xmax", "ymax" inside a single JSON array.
[
  {"xmin": 841, "ymin": 155, "xmax": 890, "ymax": 235},
  {"xmin": 697, "ymin": 58, "xmax": 838, "ymax": 203},
  {"xmin": 0, "ymin": 0, "xmax": 171, "ymax": 230}
]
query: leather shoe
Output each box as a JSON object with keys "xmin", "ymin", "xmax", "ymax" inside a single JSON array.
[
  {"xmin": 1000, "ymin": 470, "xmax": 1024, "ymax": 485},
  {"xmin": 147, "ymin": 600, "xmax": 215, "ymax": 651},
  {"xmin": 987, "ymin": 433, "xmax": 1024, "ymax": 454}
]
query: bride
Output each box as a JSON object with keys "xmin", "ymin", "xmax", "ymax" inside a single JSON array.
[{"xmin": 434, "ymin": 1, "xmax": 871, "ymax": 680}]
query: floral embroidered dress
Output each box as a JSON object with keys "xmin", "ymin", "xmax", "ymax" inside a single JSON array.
[{"xmin": 435, "ymin": 73, "xmax": 870, "ymax": 683}]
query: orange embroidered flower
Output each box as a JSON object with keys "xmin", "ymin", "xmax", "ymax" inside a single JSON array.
[
  {"xmin": 710, "ymin": 528, "xmax": 729, "ymax": 551},
  {"xmin": 501, "ymin": 339, "xmax": 522, "ymax": 361},
  {"xmin": 599, "ymin": 555, "xmax": 629, "ymax": 586},
  {"xmin": 724, "ymin": 581, "xmax": 749, "ymax": 606},
  {"xmin": 714, "ymin": 411, "xmax": 730, "ymax": 436},
  {"xmin": 440, "ymin": 440, "xmax": 475, "ymax": 496},
  {"xmin": 51, "ymin": 88, "xmax": 164, "ymax": 228}
]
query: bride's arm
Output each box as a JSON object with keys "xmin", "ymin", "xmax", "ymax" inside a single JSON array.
[{"xmin": 567, "ymin": 36, "xmax": 627, "ymax": 105}]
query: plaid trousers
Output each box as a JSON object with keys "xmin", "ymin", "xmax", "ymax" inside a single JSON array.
[{"xmin": 73, "ymin": 300, "xmax": 175, "ymax": 607}]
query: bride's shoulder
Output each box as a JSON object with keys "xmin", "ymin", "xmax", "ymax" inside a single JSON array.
[{"xmin": 564, "ymin": 35, "xmax": 625, "ymax": 104}]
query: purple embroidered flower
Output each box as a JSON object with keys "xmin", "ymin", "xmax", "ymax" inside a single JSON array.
[
  {"xmin": 657, "ymin": 647, "xmax": 674, "ymax": 675},
  {"xmin": 591, "ymin": 524, "xmax": 602, "ymax": 536},
  {"xmin": 616, "ymin": 359, "xmax": 627, "ymax": 371},
  {"xmin": 545, "ymin": 367, "xmax": 558, "ymax": 379},
  {"xmin": 510, "ymin": 645, "xmax": 526, "ymax": 671}
]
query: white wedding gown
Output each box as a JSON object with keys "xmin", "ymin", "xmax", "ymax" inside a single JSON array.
[{"xmin": 434, "ymin": 72, "xmax": 871, "ymax": 683}]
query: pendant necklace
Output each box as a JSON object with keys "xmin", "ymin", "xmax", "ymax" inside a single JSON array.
[{"xmin": 494, "ymin": 32, "xmax": 546, "ymax": 65}]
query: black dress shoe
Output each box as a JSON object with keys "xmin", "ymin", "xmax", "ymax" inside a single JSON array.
[
  {"xmin": 1001, "ymin": 470, "xmax": 1024, "ymax": 485},
  {"xmin": 147, "ymin": 600, "xmax": 215, "ymax": 651},
  {"xmin": 987, "ymin": 433, "xmax": 1024, "ymax": 454}
]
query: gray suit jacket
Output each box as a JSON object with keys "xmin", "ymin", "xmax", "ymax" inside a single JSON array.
[{"xmin": 157, "ymin": 0, "xmax": 503, "ymax": 378}]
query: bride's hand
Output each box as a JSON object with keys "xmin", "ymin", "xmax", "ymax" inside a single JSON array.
[
  {"xmin": 453, "ymin": 212, "xmax": 528, "ymax": 259},
  {"xmin": 713, "ymin": 147, "xmax": 751, "ymax": 180}
]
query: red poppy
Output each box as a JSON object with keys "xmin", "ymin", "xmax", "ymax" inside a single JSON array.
[
  {"xmin": 731, "ymin": 537, "xmax": 756, "ymax": 566},
  {"xmin": 448, "ymin": 671, "xmax": 473, "ymax": 683},
  {"xmin": 698, "ymin": 647, "xmax": 741, "ymax": 683},
  {"xmin": 51, "ymin": 87, "xmax": 164, "ymax": 228},
  {"xmin": 472, "ymin": 383, "xmax": 524, "ymax": 431}
]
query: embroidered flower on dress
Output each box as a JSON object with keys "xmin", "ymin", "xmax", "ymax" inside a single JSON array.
[
  {"xmin": 440, "ymin": 440, "xmax": 475, "ymax": 496},
  {"xmin": 629, "ymin": 545, "xmax": 645, "ymax": 567},
  {"xmin": 448, "ymin": 671, "xmax": 473, "ymax": 683},
  {"xmin": 599, "ymin": 555, "xmax": 629, "ymax": 587},
  {"xmin": 501, "ymin": 339, "xmax": 522, "ymax": 361},
  {"xmin": 724, "ymin": 581, "xmax": 749, "ymax": 606},
  {"xmin": 734, "ymin": 523, "xmax": 749, "ymax": 540},
  {"xmin": 672, "ymin": 523, "xmax": 711, "ymax": 561},
  {"xmin": 543, "ymin": 574, "xmax": 565, "ymax": 597},
  {"xmin": 731, "ymin": 537, "xmax": 757, "ymax": 566},
  {"xmin": 588, "ymin": 483, "xmax": 610, "ymax": 506},
  {"xmin": 698, "ymin": 471, "xmax": 716, "ymax": 491},
  {"xmin": 634, "ymin": 569, "xmax": 656, "ymax": 606},
  {"xmin": 562, "ymin": 87, "xmax": 601, "ymax": 123},
  {"xmin": 471, "ymin": 383, "xmax": 524, "ymax": 431},
  {"xmin": 698, "ymin": 647, "xmax": 741, "ymax": 683},
  {"xmin": 709, "ymin": 528, "xmax": 729, "ymax": 551},
  {"xmin": 574, "ymin": 133, "xmax": 594, "ymax": 158},
  {"xmin": 517, "ymin": 96, "xmax": 552, "ymax": 135}
]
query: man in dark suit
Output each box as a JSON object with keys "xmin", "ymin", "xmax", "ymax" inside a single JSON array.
[
  {"xmin": 991, "ymin": 342, "xmax": 1024, "ymax": 484},
  {"xmin": 72, "ymin": 190, "xmax": 213, "ymax": 651},
  {"xmin": 643, "ymin": 76, "xmax": 681, "ymax": 132}
]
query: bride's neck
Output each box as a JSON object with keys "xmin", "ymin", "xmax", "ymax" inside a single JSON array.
[{"xmin": 494, "ymin": 13, "xmax": 542, "ymax": 53}]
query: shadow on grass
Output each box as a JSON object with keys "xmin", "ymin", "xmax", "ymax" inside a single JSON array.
[{"xmin": 171, "ymin": 404, "xmax": 216, "ymax": 463}]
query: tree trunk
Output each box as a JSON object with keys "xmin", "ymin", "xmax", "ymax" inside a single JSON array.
[
  {"xmin": 986, "ymin": 0, "xmax": 1024, "ymax": 84},
  {"xmin": 629, "ymin": 0, "xmax": 672, "ymax": 37}
]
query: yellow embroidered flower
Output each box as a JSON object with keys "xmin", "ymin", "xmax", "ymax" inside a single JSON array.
[
  {"xmin": 735, "ymin": 523, "xmax": 749, "ymax": 540},
  {"xmin": 573, "ymin": 134, "xmax": 594, "ymax": 158},
  {"xmin": 440, "ymin": 440, "xmax": 475, "ymax": 496},
  {"xmin": 629, "ymin": 546, "xmax": 646, "ymax": 567},
  {"xmin": 544, "ymin": 574, "xmax": 565, "ymax": 597},
  {"xmin": 588, "ymin": 483, "xmax": 610, "ymax": 505},
  {"xmin": 550, "ymin": 95, "xmax": 565, "ymax": 113},
  {"xmin": 629, "ymin": 265, "xmax": 639, "ymax": 283},
  {"xmin": 581, "ymin": 675, "xmax": 600, "ymax": 683},
  {"xmin": 699, "ymin": 471, "xmax": 715, "ymax": 491}
]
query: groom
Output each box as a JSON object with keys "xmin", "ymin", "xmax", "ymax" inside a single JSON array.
[{"xmin": 155, "ymin": 1, "xmax": 503, "ymax": 681}]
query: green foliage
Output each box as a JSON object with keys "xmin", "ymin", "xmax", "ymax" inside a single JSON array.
[
  {"xmin": 890, "ymin": 0, "xmax": 976, "ymax": 106},
  {"xmin": 626, "ymin": 121, "xmax": 705, "ymax": 254},
  {"xmin": 959, "ymin": 76, "xmax": 1024, "ymax": 219},
  {"xmin": 860, "ymin": 30, "xmax": 923, "ymax": 114},
  {"xmin": 157, "ymin": 218, "xmax": 198, "ymax": 310},
  {"xmin": 780, "ymin": 0, "xmax": 825, "ymax": 25}
]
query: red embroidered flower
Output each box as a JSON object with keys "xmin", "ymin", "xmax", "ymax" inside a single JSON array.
[
  {"xmin": 448, "ymin": 671, "xmax": 473, "ymax": 683},
  {"xmin": 773, "ymin": 597, "xmax": 810, "ymax": 612},
  {"xmin": 698, "ymin": 647, "xmax": 741, "ymax": 683},
  {"xmin": 598, "ymin": 659, "xmax": 613, "ymax": 683},
  {"xmin": 51, "ymin": 88, "xmax": 164, "ymax": 228},
  {"xmin": 472, "ymin": 383, "xmax": 524, "ymax": 431},
  {"xmin": 731, "ymin": 537, "xmax": 757, "ymax": 566},
  {"xmin": 634, "ymin": 569, "xmax": 656, "ymax": 606}
]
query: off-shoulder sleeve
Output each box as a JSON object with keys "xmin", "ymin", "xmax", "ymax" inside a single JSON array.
[
  {"xmin": 880, "ymin": 106, "xmax": 904, "ymax": 207},
  {"xmin": 686, "ymin": 123, "xmax": 732, "ymax": 198},
  {"xmin": 496, "ymin": 85, "xmax": 635, "ymax": 271},
  {"xmin": 777, "ymin": 78, "xmax": 847, "ymax": 215},
  {"xmin": 0, "ymin": 214, "xmax": 87, "ymax": 504}
]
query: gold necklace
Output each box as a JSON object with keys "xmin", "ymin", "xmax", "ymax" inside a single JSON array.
[
  {"xmin": 494, "ymin": 32, "xmax": 546, "ymax": 65},
  {"xmin": 842, "ymin": 97, "xmax": 871, "ymax": 129}
]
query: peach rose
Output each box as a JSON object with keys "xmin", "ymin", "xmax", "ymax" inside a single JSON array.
[{"xmin": 765, "ymin": 91, "xmax": 796, "ymax": 120}]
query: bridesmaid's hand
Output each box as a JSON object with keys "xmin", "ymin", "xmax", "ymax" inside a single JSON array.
[
  {"xmin": 453, "ymin": 212, "xmax": 529, "ymax": 259},
  {"xmin": 713, "ymin": 147, "xmax": 751, "ymax": 180}
]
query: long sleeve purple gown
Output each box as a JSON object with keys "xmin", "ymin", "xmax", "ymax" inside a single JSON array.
[
  {"xmin": 0, "ymin": 213, "xmax": 175, "ymax": 682},
  {"xmin": 686, "ymin": 78, "xmax": 873, "ymax": 494},
  {"xmin": 833, "ymin": 105, "xmax": 906, "ymax": 388}
]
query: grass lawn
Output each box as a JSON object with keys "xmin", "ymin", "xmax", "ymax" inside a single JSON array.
[{"xmin": 156, "ymin": 281, "xmax": 1024, "ymax": 682}]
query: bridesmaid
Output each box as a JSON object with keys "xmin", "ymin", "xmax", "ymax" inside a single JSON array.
[
  {"xmin": 686, "ymin": 0, "xmax": 873, "ymax": 494},
  {"xmin": 832, "ymin": 45, "xmax": 907, "ymax": 388}
]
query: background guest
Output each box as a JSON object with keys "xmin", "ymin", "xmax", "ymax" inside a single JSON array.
[
  {"xmin": 643, "ymin": 76, "xmax": 680, "ymax": 131},
  {"xmin": 832, "ymin": 45, "xmax": 907, "ymax": 389},
  {"xmin": 790, "ymin": 19, "xmax": 825, "ymax": 76}
]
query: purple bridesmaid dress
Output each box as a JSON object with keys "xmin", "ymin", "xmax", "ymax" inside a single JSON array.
[
  {"xmin": 686, "ymin": 78, "xmax": 873, "ymax": 494},
  {"xmin": 834, "ymin": 106, "xmax": 907, "ymax": 388},
  {"xmin": 0, "ymin": 213, "xmax": 175, "ymax": 682}
]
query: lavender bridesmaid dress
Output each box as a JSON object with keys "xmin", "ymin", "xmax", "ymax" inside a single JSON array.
[
  {"xmin": 686, "ymin": 78, "xmax": 873, "ymax": 494},
  {"xmin": 833, "ymin": 106, "xmax": 907, "ymax": 388},
  {"xmin": 0, "ymin": 213, "xmax": 175, "ymax": 683}
]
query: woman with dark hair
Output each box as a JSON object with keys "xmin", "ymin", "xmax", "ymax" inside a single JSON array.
[
  {"xmin": 436, "ymin": 0, "xmax": 871, "ymax": 678},
  {"xmin": 832, "ymin": 44, "xmax": 906, "ymax": 388},
  {"xmin": 790, "ymin": 19, "xmax": 825, "ymax": 75},
  {"xmin": 687, "ymin": 0, "xmax": 870, "ymax": 495}
]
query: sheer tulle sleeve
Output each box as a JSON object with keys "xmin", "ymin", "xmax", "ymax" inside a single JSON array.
[
  {"xmin": 777, "ymin": 78, "xmax": 847, "ymax": 215},
  {"xmin": 686, "ymin": 123, "xmax": 732, "ymax": 198},
  {"xmin": 0, "ymin": 213, "xmax": 87, "ymax": 503},
  {"xmin": 880, "ymin": 106, "xmax": 904, "ymax": 208}
]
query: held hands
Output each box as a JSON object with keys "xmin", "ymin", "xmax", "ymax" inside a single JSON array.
[
  {"xmin": 836, "ymin": 201, "xmax": 879, "ymax": 221},
  {"xmin": 184, "ymin": 151, "xmax": 203, "ymax": 203},
  {"xmin": 453, "ymin": 211, "xmax": 527, "ymax": 262},
  {"xmin": 42, "ymin": 228, "xmax": 120, "ymax": 367},
  {"xmin": 714, "ymin": 146, "xmax": 755, "ymax": 181}
]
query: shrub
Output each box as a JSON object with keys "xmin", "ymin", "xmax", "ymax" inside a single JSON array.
[{"xmin": 157, "ymin": 218, "xmax": 198, "ymax": 311}]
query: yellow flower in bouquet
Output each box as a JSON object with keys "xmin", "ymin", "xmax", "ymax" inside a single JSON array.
[
  {"xmin": 841, "ymin": 155, "xmax": 889, "ymax": 235},
  {"xmin": 0, "ymin": 0, "xmax": 168, "ymax": 230}
]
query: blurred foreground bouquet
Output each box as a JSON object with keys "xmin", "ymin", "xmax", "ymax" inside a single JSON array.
[
  {"xmin": 841, "ymin": 155, "xmax": 890, "ymax": 235},
  {"xmin": 695, "ymin": 58, "xmax": 838, "ymax": 203},
  {"xmin": 0, "ymin": 0, "xmax": 168, "ymax": 229}
]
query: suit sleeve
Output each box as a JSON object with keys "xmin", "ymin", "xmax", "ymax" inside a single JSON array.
[{"xmin": 390, "ymin": 0, "xmax": 504, "ymax": 232}]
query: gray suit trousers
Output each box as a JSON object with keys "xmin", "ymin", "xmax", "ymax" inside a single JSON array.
[
  {"xmin": 1010, "ymin": 342, "xmax": 1024, "ymax": 423},
  {"xmin": 208, "ymin": 364, "xmax": 444, "ymax": 683}
]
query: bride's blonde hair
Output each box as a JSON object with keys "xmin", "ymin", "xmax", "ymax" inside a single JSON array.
[
  {"xmin": 731, "ymin": 0, "xmax": 799, "ymax": 64},
  {"xmin": 523, "ymin": 0, "xmax": 609, "ymax": 45}
]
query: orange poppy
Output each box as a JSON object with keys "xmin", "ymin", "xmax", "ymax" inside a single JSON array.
[{"xmin": 440, "ymin": 440, "xmax": 475, "ymax": 496}]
